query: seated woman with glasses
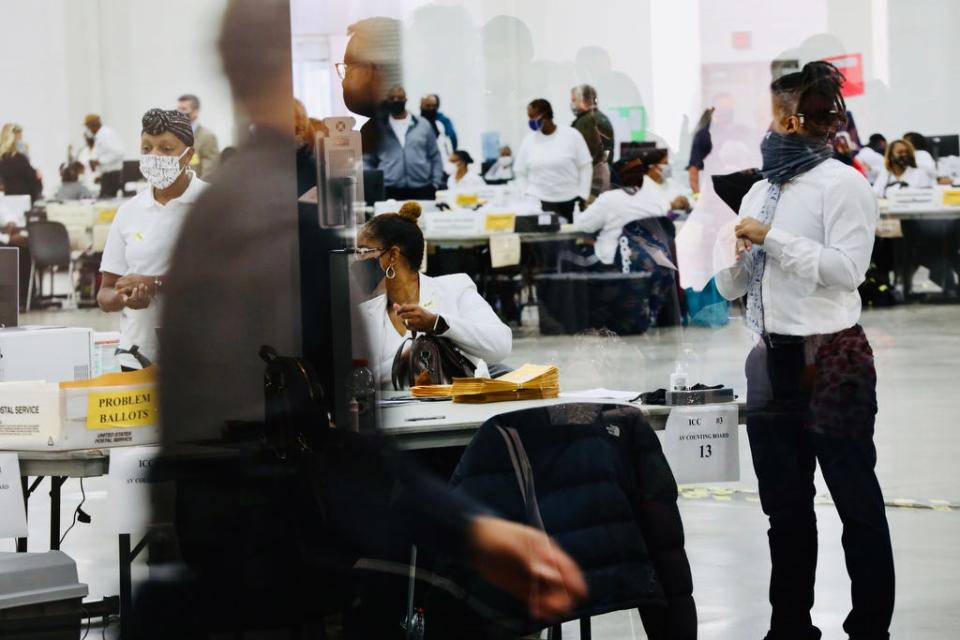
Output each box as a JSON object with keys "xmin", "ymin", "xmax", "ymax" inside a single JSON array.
[{"xmin": 353, "ymin": 201, "xmax": 512, "ymax": 385}]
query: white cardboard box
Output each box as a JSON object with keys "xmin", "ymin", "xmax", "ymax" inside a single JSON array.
[
  {"xmin": 0, "ymin": 327, "xmax": 92, "ymax": 383},
  {"xmin": 0, "ymin": 377, "xmax": 160, "ymax": 451},
  {"xmin": 0, "ymin": 382, "xmax": 62, "ymax": 450}
]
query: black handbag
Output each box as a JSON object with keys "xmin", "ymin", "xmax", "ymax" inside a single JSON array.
[
  {"xmin": 258, "ymin": 345, "xmax": 329, "ymax": 457},
  {"xmin": 391, "ymin": 332, "xmax": 476, "ymax": 390}
]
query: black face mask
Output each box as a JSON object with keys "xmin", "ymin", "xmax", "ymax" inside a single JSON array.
[
  {"xmin": 892, "ymin": 156, "xmax": 914, "ymax": 169},
  {"xmin": 421, "ymin": 108, "xmax": 438, "ymax": 122},
  {"xmin": 350, "ymin": 257, "xmax": 384, "ymax": 295},
  {"xmin": 385, "ymin": 100, "xmax": 406, "ymax": 117}
]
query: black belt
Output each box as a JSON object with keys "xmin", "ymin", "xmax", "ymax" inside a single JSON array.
[{"xmin": 762, "ymin": 333, "xmax": 806, "ymax": 349}]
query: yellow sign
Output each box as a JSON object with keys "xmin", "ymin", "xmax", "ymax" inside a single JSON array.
[
  {"xmin": 484, "ymin": 213, "xmax": 516, "ymax": 232},
  {"xmin": 95, "ymin": 208, "xmax": 118, "ymax": 223},
  {"xmin": 86, "ymin": 388, "xmax": 157, "ymax": 429},
  {"xmin": 455, "ymin": 193, "xmax": 480, "ymax": 208},
  {"xmin": 942, "ymin": 190, "xmax": 960, "ymax": 207}
]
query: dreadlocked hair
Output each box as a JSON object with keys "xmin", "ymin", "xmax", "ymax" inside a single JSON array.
[{"xmin": 771, "ymin": 61, "xmax": 847, "ymax": 140}]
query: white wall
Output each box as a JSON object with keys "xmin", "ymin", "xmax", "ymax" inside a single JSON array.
[
  {"xmin": 0, "ymin": 0, "xmax": 235, "ymax": 199},
  {"xmin": 291, "ymin": 0, "xmax": 960, "ymax": 168}
]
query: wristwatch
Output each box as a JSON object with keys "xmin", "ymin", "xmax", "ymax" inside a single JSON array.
[{"xmin": 431, "ymin": 314, "xmax": 449, "ymax": 335}]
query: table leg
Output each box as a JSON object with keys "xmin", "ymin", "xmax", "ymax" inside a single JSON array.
[
  {"xmin": 893, "ymin": 236, "xmax": 912, "ymax": 300},
  {"xmin": 119, "ymin": 533, "xmax": 133, "ymax": 639},
  {"xmin": 49, "ymin": 476, "xmax": 66, "ymax": 550},
  {"xmin": 16, "ymin": 476, "xmax": 28, "ymax": 552}
]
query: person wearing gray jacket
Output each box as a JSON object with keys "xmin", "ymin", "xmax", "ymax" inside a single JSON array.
[{"xmin": 363, "ymin": 85, "xmax": 444, "ymax": 200}]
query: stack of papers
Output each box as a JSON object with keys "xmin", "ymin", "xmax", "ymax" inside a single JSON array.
[
  {"xmin": 410, "ymin": 385, "xmax": 454, "ymax": 398},
  {"xmin": 450, "ymin": 364, "xmax": 559, "ymax": 404}
]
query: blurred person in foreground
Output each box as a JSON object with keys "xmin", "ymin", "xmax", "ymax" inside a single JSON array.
[{"xmin": 140, "ymin": 1, "xmax": 586, "ymax": 637}]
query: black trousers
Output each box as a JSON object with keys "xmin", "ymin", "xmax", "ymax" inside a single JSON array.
[
  {"xmin": 384, "ymin": 184, "xmax": 436, "ymax": 201},
  {"xmin": 99, "ymin": 170, "xmax": 123, "ymax": 199},
  {"xmin": 745, "ymin": 340, "xmax": 895, "ymax": 640},
  {"xmin": 540, "ymin": 198, "xmax": 579, "ymax": 223}
]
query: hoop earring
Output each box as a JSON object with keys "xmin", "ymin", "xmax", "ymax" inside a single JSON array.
[{"xmin": 385, "ymin": 264, "xmax": 396, "ymax": 280}]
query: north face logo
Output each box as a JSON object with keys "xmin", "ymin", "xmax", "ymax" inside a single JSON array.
[{"xmin": 605, "ymin": 424, "xmax": 621, "ymax": 437}]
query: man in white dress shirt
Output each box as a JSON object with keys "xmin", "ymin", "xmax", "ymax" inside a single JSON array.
[
  {"xmin": 715, "ymin": 61, "xmax": 895, "ymax": 640},
  {"xmin": 84, "ymin": 114, "xmax": 126, "ymax": 199}
]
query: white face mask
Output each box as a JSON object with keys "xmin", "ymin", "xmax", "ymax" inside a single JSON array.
[{"xmin": 140, "ymin": 148, "xmax": 190, "ymax": 190}]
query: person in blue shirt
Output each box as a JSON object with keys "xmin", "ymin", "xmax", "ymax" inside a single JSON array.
[
  {"xmin": 364, "ymin": 85, "xmax": 445, "ymax": 201},
  {"xmin": 420, "ymin": 93, "xmax": 458, "ymax": 150}
]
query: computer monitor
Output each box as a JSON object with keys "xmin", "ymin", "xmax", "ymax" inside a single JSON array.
[
  {"xmin": 928, "ymin": 134, "xmax": 959, "ymax": 160},
  {"xmin": 0, "ymin": 247, "xmax": 19, "ymax": 327},
  {"xmin": 620, "ymin": 141, "xmax": 657, "ymax": 161}
]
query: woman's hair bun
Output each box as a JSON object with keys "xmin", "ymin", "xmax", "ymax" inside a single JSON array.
[{"xmin": 398, "ymin": 201, "xmax": 422, "ymax": 222}]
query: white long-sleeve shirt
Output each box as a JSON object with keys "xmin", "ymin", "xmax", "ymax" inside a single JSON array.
[
  {"xmin": 715, "ymin": 159, "xmax": 878, "ymax": 336},
  {"xmin": 92, "ymin": 125, "xmax": 125, "ymax": 173},
  {"xmin": 872, "ymin": 166, "xmax": 933, "ymax": 197},
  {"xmin": 915, "ymin": 149, "xmax": 938, "ymax": 180},
  {"xmin": 514, "ymin": 125, "xmax": 592, "ymax": 203},
  {"xmin": 855, "ymin": 146, "xmax": 885, "ymax": 184},
  {"xmin": 359, "ymin": 273, "xmax": 513, "ymax": 385},
  {"xmin": 572, "ymin": 187, "xmax": 668, "ymax": 264}
]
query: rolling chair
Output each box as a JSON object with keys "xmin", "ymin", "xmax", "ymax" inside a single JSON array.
[{"xmin": 26, "ymin": 221, "xmax": 76, "ymax": 310}]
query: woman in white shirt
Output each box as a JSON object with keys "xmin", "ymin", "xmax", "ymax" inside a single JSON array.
[
  {"xmin": 514, "ymin": 99, "xmax": 592, "ymax": 222},
  {"xmin": 714, "ymin": 61, "xmax": 894, "ymax": 640},
  {"xmin": 572, "ymin": 157, "xmax": 668, "ymax": 265},
  {"xmin": 872, "ymin": 138, "xmax": 934, "ymax": 197},
  {"xmin": 445, "ymin": 150, "xmax": 486, "ymax": 192},
  {"xmin": 354, "ymin": 201, "xmax": 512, "ymax": 385},
  {"xmin": 903, "ymin": 132, "xmax": 938, "ymax": 181},
  {"xmin": 98, "ymin": 109, "xmax": 208, "ymax": 369}
]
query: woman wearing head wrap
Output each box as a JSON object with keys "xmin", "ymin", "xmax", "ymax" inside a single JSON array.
[{"xmin": 97, "ymin": 108, "xmax": 209, "ymax": 369}]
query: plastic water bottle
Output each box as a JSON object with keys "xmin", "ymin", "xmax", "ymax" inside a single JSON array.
[
  {"xmin": 348, "ymin": 359, "xmax": 377, "ymax": 432},
  {"xmin": 670, "ymin": 345, "xmax": 693, "ymax": 391}
]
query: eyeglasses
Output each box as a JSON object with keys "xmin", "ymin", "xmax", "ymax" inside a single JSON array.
[
  {"xmin": 354, "ymin": 246, "xmax": 385, "ymax": 259},
  {"xmin": 335, "ymin": 62, "xmax": 371, "ymax": 80}
]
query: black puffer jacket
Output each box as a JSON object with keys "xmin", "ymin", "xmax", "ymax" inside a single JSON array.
[{"xmin": 449, "ymin": 403, "xmax": 696, "ymax": 638}]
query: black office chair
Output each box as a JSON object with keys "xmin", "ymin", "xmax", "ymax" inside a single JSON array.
[
  {"xmin": 25, "ymin": 207, "xmax": 47, "ymax": 225},
  {"xmin": 26, "ymin": 221, "xmax": 75, "ymax": 310}
]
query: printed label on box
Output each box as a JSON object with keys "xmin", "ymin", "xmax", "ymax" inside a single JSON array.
[
  {"xmin": 484, "ymin": 213, "xmax": 516, "ymax": 232},
  {"xmin": 87, "ymin": 389, "xmax": 157, "ymax": 429}
]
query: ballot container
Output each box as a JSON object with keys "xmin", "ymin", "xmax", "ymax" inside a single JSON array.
[
  {"xmin": 0, "ymin": 551, "xmax": 89, "ymax": 639},
  {"xmin": 535, "ymin": 272, "xmax": 653, "ymax": 335}
]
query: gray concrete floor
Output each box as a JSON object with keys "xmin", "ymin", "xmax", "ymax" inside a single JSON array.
[{"xmin": 6, "ymin": 304, "xmax": 959, "ymax": 638}]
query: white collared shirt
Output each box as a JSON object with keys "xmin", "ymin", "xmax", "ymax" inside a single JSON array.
[
  {"xmin": 715, "ymin": 159, "xmax": 878, "ymax": 336},
  {"xmin": 100, "ymin": 173, "xmax": 208, "ymax": 366},
  {"xmin": 446, "ymin": 171, "xmax": 486, "ymax": 192},
  {"xmin": 872, "ymin": 165, "xmax": 934, "ymax": 197},
  {"xmin": 92, "ymin": 125, "xmax": 125, "ymax": 173},
  {"xmin": 572, "ymin": 187, "xmax": 668, "ymax": 264},
  {"xmin": 360, "ymin": 273, "xmax": 512, "ymax": 385}
]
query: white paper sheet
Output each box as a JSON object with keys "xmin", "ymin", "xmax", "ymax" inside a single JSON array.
[
  {"xmin": 559, "ymin": 388, "xmax": 641, "ymax": 401},
  {"xmin": 489, "ymin": 233, "xmax": 521, "ymax": 268}
]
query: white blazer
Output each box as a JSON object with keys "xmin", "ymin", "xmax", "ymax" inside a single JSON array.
[{"xmin": 359, "ymin": 273, "xmax": 513, "ymax": 384}]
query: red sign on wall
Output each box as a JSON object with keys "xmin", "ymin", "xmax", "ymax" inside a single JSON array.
[{"xmin": 823, "ymin": 53, "xmax": 864, "ymax": 97}]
